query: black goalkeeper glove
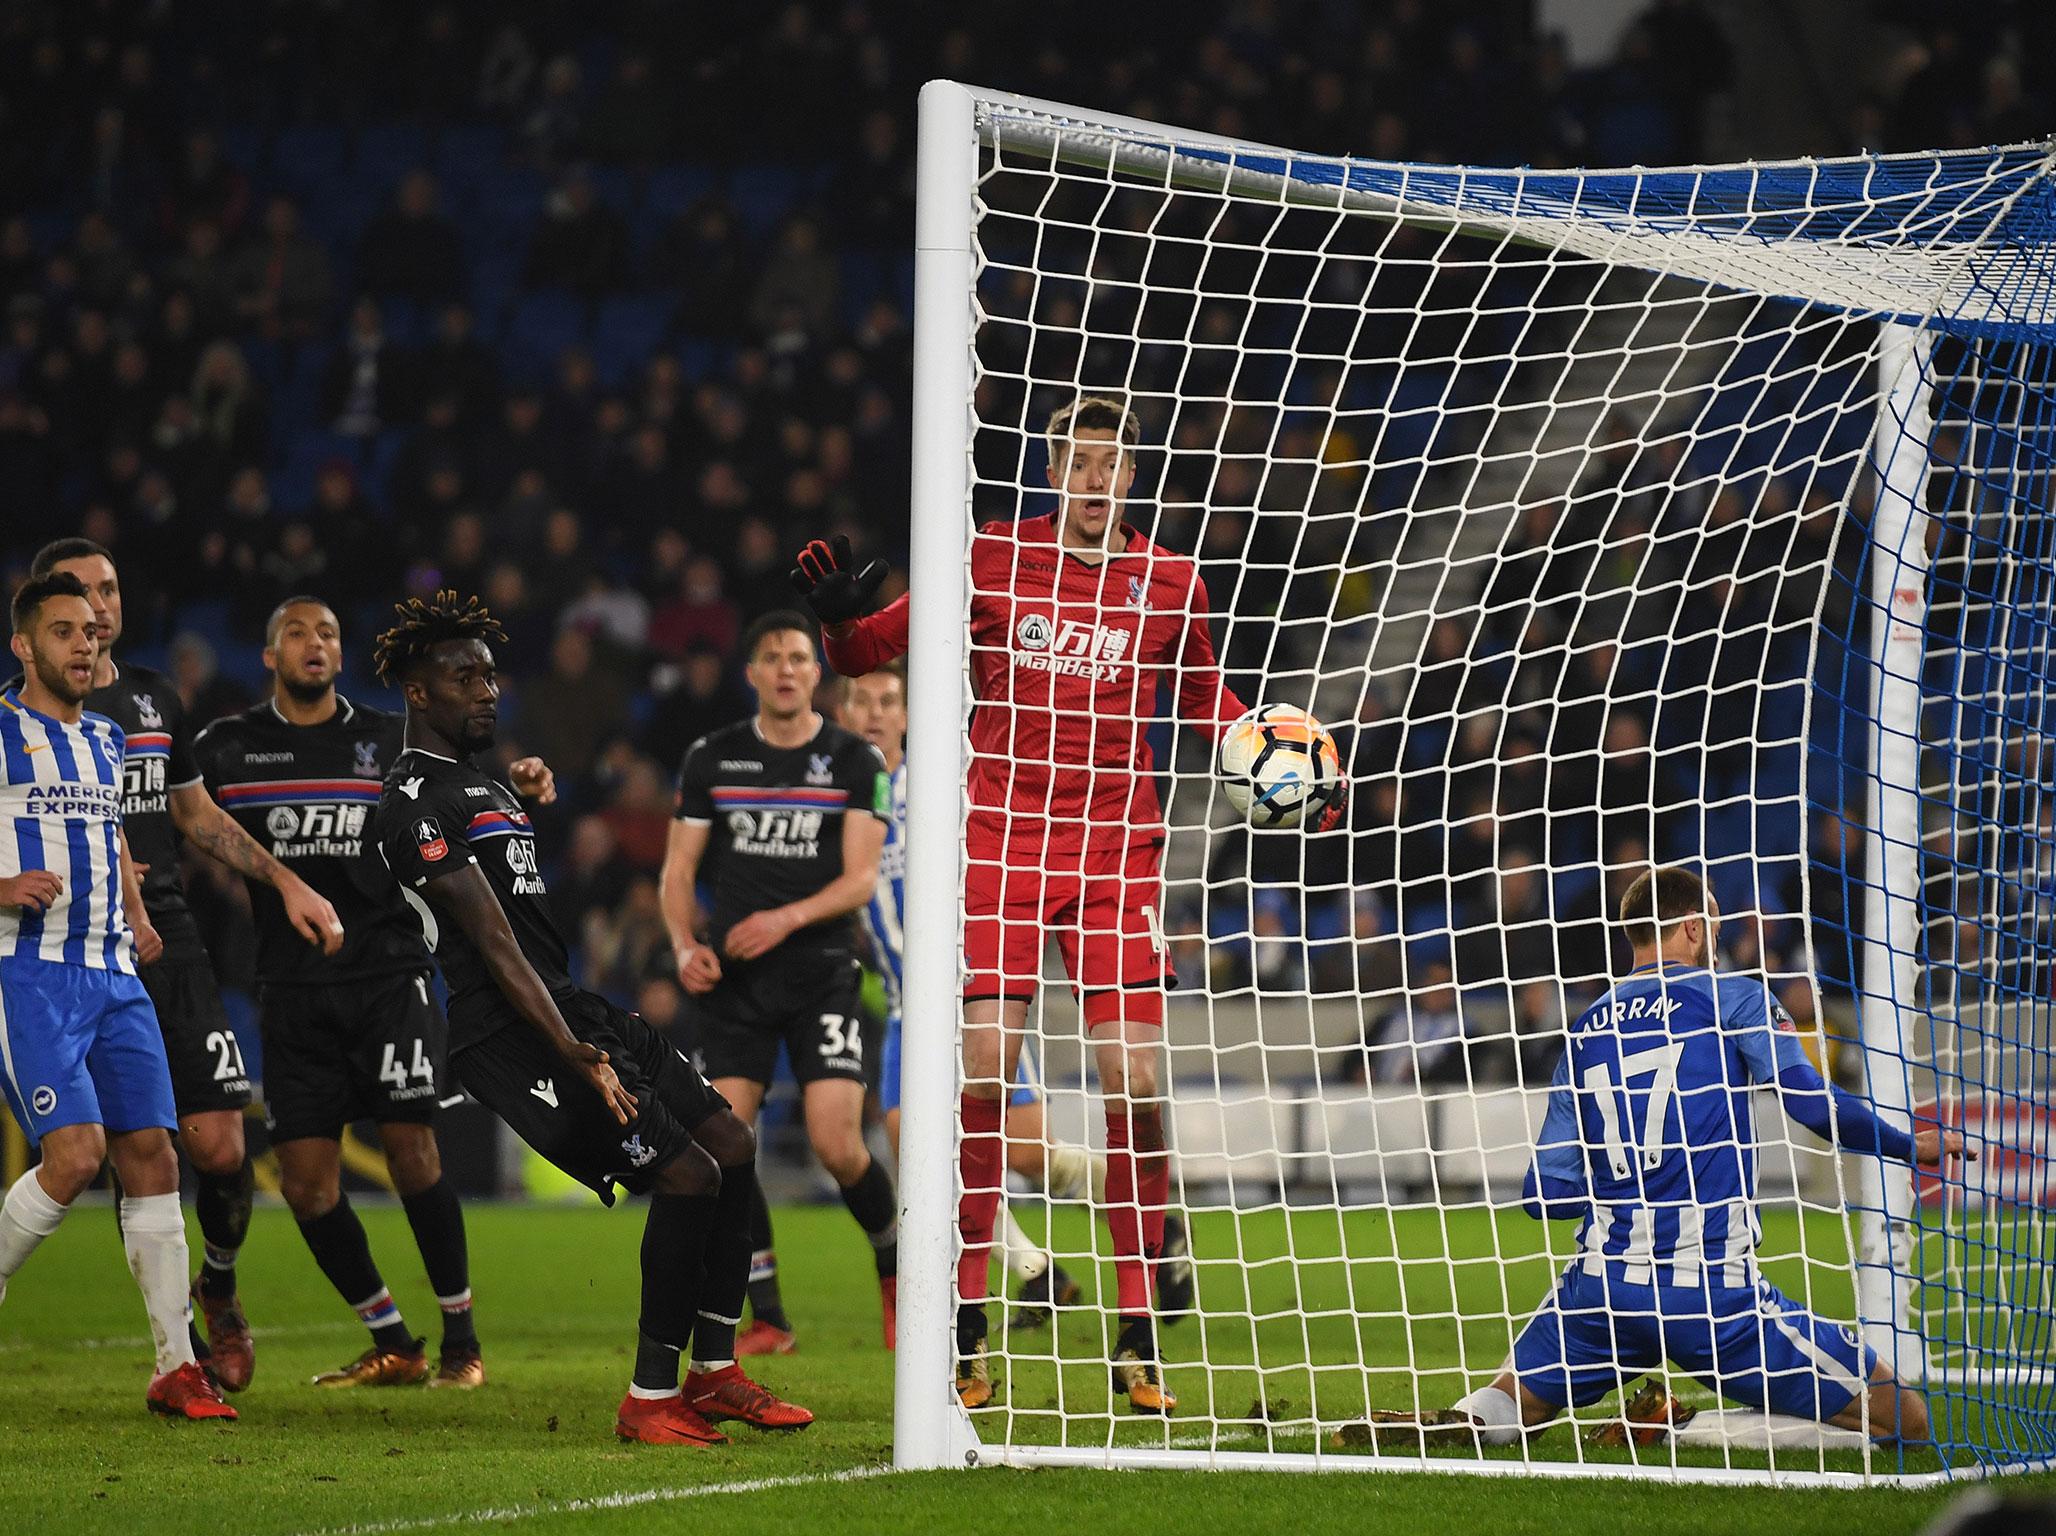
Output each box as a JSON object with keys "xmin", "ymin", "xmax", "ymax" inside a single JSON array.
[{"xmin": 789, "ymin": 534, "xmax": 887, "ymax": 625}]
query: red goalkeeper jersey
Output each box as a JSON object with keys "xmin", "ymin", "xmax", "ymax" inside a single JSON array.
[{"xmin": 823, "ymin": 514, "xmax": 1246, "ymax": 856}]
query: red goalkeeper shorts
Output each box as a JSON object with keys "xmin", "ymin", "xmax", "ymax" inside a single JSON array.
[{"xmin": 962, "ymin": 834, "xmax": 1171, "ymax": 1019}]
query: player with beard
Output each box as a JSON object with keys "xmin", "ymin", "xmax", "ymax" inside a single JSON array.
[
  {"xmin": 0, "ymin": 572, "xmax": 233, "ymax": 1419},
  {"xmin": 194, "ymin": 597, "xmax": 540, "ymax": 1387},
  {"xmin": 370, "ymin": 591, "xmax": 809, "ymax": 1445},
  {"xmin": 27, "ymin": 539, "xmax": 343, "ymax": 1392}
]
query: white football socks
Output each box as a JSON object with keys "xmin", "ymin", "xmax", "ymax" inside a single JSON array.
[
  {"xmin": 0, "ymin": 1169, "xmax": 69, "ymax": 1299},
  {"xmin": 997, "ymin": 1204, "xmax": 1050, "ymax": 1285},
  {"xmin": 1042, "ymin": 1144, "xmax": 1108, "ymax": 1206},
  {"xmin": 1453, "ymin": 1384, "xmax": 1524, "ymax": 1446},
  {"xmin": 119, "ymin": 1192, "xmax": 197, "ymax": 1376}
]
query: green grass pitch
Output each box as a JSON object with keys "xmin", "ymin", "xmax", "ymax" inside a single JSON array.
[{"xmin": 1, "ymin": 1200, "xmax": 2044, "ymax": 1536}]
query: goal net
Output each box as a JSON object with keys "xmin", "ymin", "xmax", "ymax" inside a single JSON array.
[{"xmin": 892, "ymin": 80, "xmax": 2056, "ymax": 1487}]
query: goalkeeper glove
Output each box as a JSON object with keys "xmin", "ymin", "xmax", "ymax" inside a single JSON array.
[
  {"xmin": 789, "ymin": 534, "xmax": 887, "ymax": 625},
  {"xmin": 1311, "ymin": 775, "xmax": 1350, "ymax": 834}
]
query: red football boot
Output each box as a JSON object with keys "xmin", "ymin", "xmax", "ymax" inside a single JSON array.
[
  {"xmin": 191, "ymin": 1278, "xmax": 255, "ymax": 1392},
  {"xmin": 684, "ymin": 1364, "xmax": 814, "ymax": 1430},
  {"xmin": 147, "ymin": 1360, "xmax": 239, "ymax": 1421},
  {"xmin": 880, "ymin": 1275, "xmax": 898, "ymax": 1350},
  {"xmin": 735, "ymin": 1318, "xmax": 797, "ymax": 1356},
  {"xmin": 614, "ymin": 1391, "xmax": 728, "ymax": 1446}
]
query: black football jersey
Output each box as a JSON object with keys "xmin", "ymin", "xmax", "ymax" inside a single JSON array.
[
  {"xmin": 193, "ymin": 697, "xmax": 430, "ymax": 986},
  {"xmin": 375, "ymin": 746, "xmax": 568, "ymax": 1051},
  {"xmin": 673, "ymin": 718, "xmax": 889, "ymax": 955},
  {"xmin": 91, "ymin": 662, "xmax": 204, "ymax": 958}
]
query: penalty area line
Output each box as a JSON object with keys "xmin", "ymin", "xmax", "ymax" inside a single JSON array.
[{"xmin": 299, "ymin": 1465, "xmax": 898, "ymax": 1535}]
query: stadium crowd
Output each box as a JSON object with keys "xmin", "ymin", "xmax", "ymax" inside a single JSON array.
[{"xmin": 0, "ymin": 0, "xmax": 2045, "ymax": 1100}]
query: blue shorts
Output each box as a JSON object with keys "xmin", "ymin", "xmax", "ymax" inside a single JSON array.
[
  {"xmin": 0, "ymin": 955, "xmax": 177, "ymax": 1143},
  {"xmin": 878, "ymin": 1015, "xmax": 1043, "ymax": 1114},
  {"xmin": 1512, "ymin": 1262, "xmax": 1878, "ymax": 1421}
]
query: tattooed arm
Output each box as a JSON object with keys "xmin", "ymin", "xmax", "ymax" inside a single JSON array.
[{"xmin": 170, "ymin": 782, "xmax": 345, "ymax": 955}]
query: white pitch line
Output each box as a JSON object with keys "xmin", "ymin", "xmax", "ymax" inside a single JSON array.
[{"xmin": 297, "ymin": 1465, "xmax": 899, "ymax": 1536}]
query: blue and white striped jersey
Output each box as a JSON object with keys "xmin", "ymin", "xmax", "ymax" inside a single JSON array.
[
  {"xmin": 1531, "ymin": 963, "xmax": 1911, "ymax": 1289},
  {"xmin": 858, "ymin": 761, "xmax": 906, "ymax": 1019},
  {"xmin": 0, "ymin": 688, "xmax": 133, "ymax": 972}
]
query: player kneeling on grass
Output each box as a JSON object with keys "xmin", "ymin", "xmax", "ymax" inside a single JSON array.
[
  {"xmin": 1427, "ymin": 866, "xmax": 1965, "ymax": 1448},
  {"xmin": 369, "ymin": 591, "xmax": 810, "ymax": 1447}
]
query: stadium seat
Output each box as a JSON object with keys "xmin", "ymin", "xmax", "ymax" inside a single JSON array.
[
  {"xmin": 503, "ymin": 290, "xmax": 590, "ymax": 375},
  {"xmin": 270, "ymin": 123, "xmax": 351, "ymax": 200},
  {"xmin": 727, "ymin": 165, "xmax": 807, "ymax": 239},
  {"xmin": 641, "ymin": 165, "xmax": 716, "ymax": 225},
  {"xmin": 591, "ymin": 294, "xmax": 673, "ymax": 388}
]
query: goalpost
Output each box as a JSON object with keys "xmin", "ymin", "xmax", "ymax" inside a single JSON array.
[{"xmin": 895, "ymin": 78, "xmax": 2056, "ymax": 1486}]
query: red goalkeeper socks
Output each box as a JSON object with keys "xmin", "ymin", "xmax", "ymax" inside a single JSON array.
[
  {"xmin": 1105, "ymin": 1106, "xmax": 1169, "ymax": 1315},
  {"xmin": 956, "ymin": 1094, "xmax": 1005, "ymax": 1303}
]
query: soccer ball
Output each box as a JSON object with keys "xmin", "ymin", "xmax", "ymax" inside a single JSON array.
[{"xmin": 1215, "ymin": 704, "xmax": 1343, "ymax": 829}]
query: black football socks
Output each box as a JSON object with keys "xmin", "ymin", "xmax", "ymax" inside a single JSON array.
[
  {"xmin": 839, "ymin": 1154, "xmax": 899, "ymax": 1279},
  {"xmin": 194, "ymin": 1159, "xmax": 253, "ymax": 1302},
  {"xmin": 744, "ymin": 1175, "xmax": 791, "ymax": 1333},
  {"xmin": 696, "ymin": 1155, "xmax": 761, "ymax": 1365},
  {"xmin": 401, "ymin": 1177, "xmax": 477, "ymax": 1354},
  {"xmin": 634, "ymin": 1192, "xmax": 713, "ymax": 1394},
  {"xmin": 298, "ymin": 1195, "xmax": 416, "ymax": 1356}
]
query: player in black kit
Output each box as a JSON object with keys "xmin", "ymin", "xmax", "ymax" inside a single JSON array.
[
  {"xmin": 369, "ymin": 590, "xmax": 810, "ymax": 1446},
  {"xmin": 658, "ymin": 612, "xmax": 898, "ymax": 1353},
  {"xmin": 29, "ymin": 539, "xmax": 343, "ymax": 1392},
  {"xmin": 195, "ymin": 597, "xmax": 523, "ymax": 1388}
]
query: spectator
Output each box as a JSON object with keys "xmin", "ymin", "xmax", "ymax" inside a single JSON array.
[
  {"xmin": 655, "ymin": 197, "xmax": 754, "ymax": 342},
  {"xmin": 598, "ymin": 758, "xmax": 674, "ymax": 872},
  {"xmin": 1350, "ymin": 963, "xmax": 1473, "ymax": 1087},
  {"xmin": 357, "ymin": 169, "xmax": 467, "ymax": 303},
  {"xmin": 323, "ymin": 295, "xmax": 408, "ymax": 436},
  {"xmin": 648, "ymin": 555, "xmax": 740, "ymax": 661},
  {"xmin": 301, "ymin": 457, "xmax": 378, "ymax": 608},
  {"xmin": 513, "ymin": 624, "xmax": 629, "ymax": 787},
  {"xmin": 168, "ymin": 632, "xmax": 253, "ymax": 731},
  {"xmin": 189, "ymin": 339, "xmax": 269, "ymax": 469},
  {"xmin": 748, "ymin": 214, "xmax": 837, "ymax": 343},
  {"xmin": 554, "ymin": 813, "xmax": 633, "ymax": 933},
  {"xmin": 230, "ymin": 195, "xmax": 333, "ymax": 341},
  {"xmin": 641, "ymin": 644, "xmax": 749, "ymax": 770},
  {"xmin": 158, "ymin": 127, "xmax": 250, "ymax": 242},
  {"xmin": 414, "ymin": 302, "xmax": 500, "ymax": 429},
  {"xmin": 524, "ymin": 168, "xmax": 631, "ymax": 295},
  {"xmin": 580, "ymin": 51, "xmax": 671, "ymax": 164},
  {"xmin": 162, "ymin": 218, "xmax": 237, "ymax": 336}
]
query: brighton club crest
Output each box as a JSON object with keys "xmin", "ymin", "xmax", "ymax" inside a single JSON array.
[
  {"xmin": 354, "ymin": 738, "xmax": 381, "ymax": 778},
  {"xmin": 134, "ymin": 692, "xmax": 163, "ymax": 729}
]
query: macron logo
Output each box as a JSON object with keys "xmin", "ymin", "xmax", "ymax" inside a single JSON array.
[
  {"xmin": 399, "ymin": 776, "xmax": 425, "ymax": 800},
  {"xmin": 530, "ymin": 1079, "xmax": 558, "ymax": 1108}
]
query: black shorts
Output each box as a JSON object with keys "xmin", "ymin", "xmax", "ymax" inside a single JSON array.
[
  {"xmin": 688, "ymin": 949, "xmax": 866, "ymax": 1090},
  {"xmin": 258, "ymin": 971, "xmax": 448, "ymax": 1143},
  {"xmin": 454, "ymin": 990, "xmax": 726, "ymax": 1205},
  {"xmin": 140, "ymin": 956, "xmax": 253, "ymax": 1117}
]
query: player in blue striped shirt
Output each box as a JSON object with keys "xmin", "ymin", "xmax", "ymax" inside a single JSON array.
[
  {"xmin": 0, "ymin": 573, "xmax": 233, "ymax": 1419},
  {"xmin": 1451, "ymin": 866, "xmax": 1964, "ymax": 1445}
]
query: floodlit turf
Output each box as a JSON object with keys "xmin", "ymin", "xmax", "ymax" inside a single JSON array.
[{"xmin": 1, "ymin": 1201, "xmax": 2045, "ymax": 1536}]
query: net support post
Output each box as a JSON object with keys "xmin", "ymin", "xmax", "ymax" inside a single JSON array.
[
  {"xmin": 1857, "ymin": 319, "xmax": 1934, "ymax": 1377},
  {"xmin": 895, "ymin": 76, "xmax": 981, "ymax": 1473}
]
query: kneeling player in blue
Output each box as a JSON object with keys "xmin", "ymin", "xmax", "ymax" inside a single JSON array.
[
  {"xmin": 0, "ymin": 573, "xmax": 234, "ymax": 1420},
  {"xmin": 1451, "ymin": 866, "xmax": 1966, "ymax": 1446}
]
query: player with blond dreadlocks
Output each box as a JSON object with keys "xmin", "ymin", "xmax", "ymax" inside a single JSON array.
[{"xmin": 370, "ymin": 591, "xmax": 812, "ymax": 1446}]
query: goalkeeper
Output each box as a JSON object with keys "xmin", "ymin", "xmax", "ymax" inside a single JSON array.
[
  {"xmin": 1447, "ymin": 866, "xmax": 1965, "ymax": 1445},
  {"xmin": 791, "ymin": 397, "xmax": 1324, "ymax": 1414}
]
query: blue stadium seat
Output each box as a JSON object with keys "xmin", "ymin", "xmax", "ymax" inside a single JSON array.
[
  {"xmin": 676, "ymin": 338, "xmax": 721, "ymax": 382},
  {"xmin": 272, "ymin": 427, "xmax": 365, "ymax": 512},
  {"xmin": 727, "ymin": 165, "xmax": 806, "ymax": 239},
  {"xmin": 591, "ymin": 295, "xmax": 672, "ymax": 387},
  {"xmin": 470, "ymin": 250, "xmax": 523, "ymax": 335},
  {"xmin": 433, "ymin": 124, "xmax": 506, "ymax": 193},
  {"xmin": 641, "ymin": 165, "xmax": 716, "ymax": 225},
  {"xmin": 270, "ymin": 123, "xmax": 351, "ymax": 200},
  {"xmin": 351, "ymin": 121, "xmax": 430, "ymax": 190},
  {"xmin": 503, "ymin": 290, "xmax": 590, "ymax": 375}
]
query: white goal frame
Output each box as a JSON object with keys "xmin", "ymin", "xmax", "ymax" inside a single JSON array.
[{"xmin": 892, "ymin": 77, "xmax": 2055, "ymax": 1486}]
